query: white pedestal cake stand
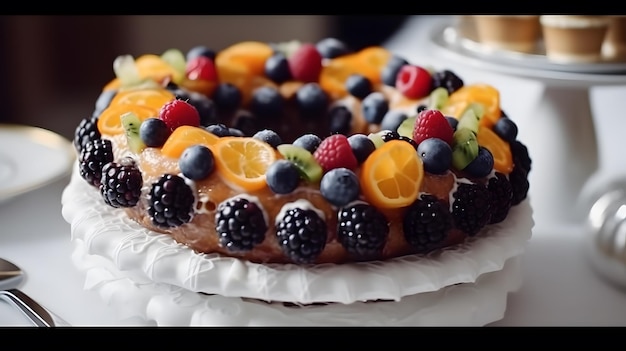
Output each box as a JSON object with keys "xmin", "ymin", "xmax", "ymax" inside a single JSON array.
[{"xmin": 429, "ymin": 22, "xmax": 626, "ymax": 229}]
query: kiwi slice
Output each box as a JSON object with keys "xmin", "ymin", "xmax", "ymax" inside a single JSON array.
[
  {"xmin": 396, "ymin": 116, "xmax": 417, "ymax": 139},
  {"xmin": 277, "ymin": 144, "xmax": 323, "ymax": 183},
  {"xmin": 428, "ymin": 87, "xmax": 449, "ymax": 110},
  {"xmin": 120, "ymin": 112, "xmax": 147, "ymax": 154},
  {"xmin": 451, "ymin": 127, "xmax": 479, "ymax": 171},
  {"xmin": 113, "ymin": 55, "xmax": 141, "ymax": 87},
  {"xmin": 367, "ymin": 132, "xmax": 386, "ymax": 148},
  {"xmin": 456, "ymin": 107, "xmax": 480, "ymax": 135},
  {"xmin": 160, "ymin": 48, "xmax": 187, "ymax": 82}
]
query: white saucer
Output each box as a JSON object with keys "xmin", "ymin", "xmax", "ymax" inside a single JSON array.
[
  {"xmin": 0, "ymin": 124, "xmax": 75, "ymax": 203},
  {"xmin": 70, "ymin": 237, "xmax": 524, "ymax": 326}
]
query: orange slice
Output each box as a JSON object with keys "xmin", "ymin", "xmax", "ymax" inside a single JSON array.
[
  {"xmin": 109, "ymin": 88, "xmax": 175, "ymax": 109},
  {"xmin": 212, "ymin": 136, "xmax": 277, "ymax": 191},
  {"xmin": 135, "ymin": 54, "xmax": 183, "ymax": 84},
  {"xmin": 97, "ymin": 104, "xmax": 159, "ymax": 135},
  {"xmin": 444, "ymin": 84, "xmax": 501, "ymax": 127},
  {"xmin": 160, "ymin": 126, "xmax": 220, "ymax": 159},
  {"xmin": 477, "ymin": 125, "xmax": 513, "ymax": 174},
  {"xmin": 215, "ymin": 41, "xmax": 274, "ymax": 78},
  {"xmin": 360, "ymin": 140, "xmax": 423, "ymax": 209}
]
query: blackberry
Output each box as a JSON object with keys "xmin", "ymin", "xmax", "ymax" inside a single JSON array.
[
  {"xmin": 100, "ymin": 157, "xmax": 143, "ymax": 208},
  {"xmin": 487, "ymin": 172, "xmax": 513, "ymax": 224},
  {"xmin": 79, "ymin": 139, "xmax": 113, "ymax": 188},
  {"xmin": 74, "ymin": 116, "xmax": 101, "ymax": 153},
  {"xmin": 215, "ymin": 197, "xmax": 267, "ymax": 252},
  {"xmin": 451, "ymin": 182, "xmax": 491, "ymax": 236},
  {"xmin": 431, "ymin": 69, "xmax": 464, "ymax": 95},
  {"xmin": 511, "ymin": 140, "xmax": 532, "ymax": 174},
  {"xmin": 509, "ymin": 165, "xmax": 530, "ymax": 206},
  {"xmin": 403, "ymin": 194, "xmax": 452, "ymax": 253},
  {"xmin": 148, "ymin": 174, "xmax": 195, "ymax": 229},
  {"xmin": 379, "ymin": 130, "xmax": 400, "ymax": 142},
  {"xmin": 276, "ymin": 207, "xmax": 327, "ymax": 264},
  {"xmin": 337, "ymin": 203, "xmax": 389, "ymax": 260}
]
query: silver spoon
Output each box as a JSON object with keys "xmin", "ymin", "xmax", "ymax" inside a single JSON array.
[{"xmin": 0, "ymin": 258, "xmax": 68, "ymax": 327}]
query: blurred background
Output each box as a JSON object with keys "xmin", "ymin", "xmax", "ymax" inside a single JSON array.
[{"xmin": 0, "ymin": 15, "xmax": 408, "ymax": 140}]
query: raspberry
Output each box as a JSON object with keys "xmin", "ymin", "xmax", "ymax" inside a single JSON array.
[
  {"xmin": 395, "ymin": 64, "xmax": 432, "ymax": 99},
  {"xmin": 403, "ymin": 194, "xmax": 452, "ymax": 253},
  {"xmin": 100, "ymin": 157, "xmax": 143, "ymax": 208},
  {"xmin": 215, "ymin": 196, "xmax": 267, "ymax": 252},
  {"xmin": 337, "ymin": 203, "xmax": 389, "ymax": 260},
  {"xmin": 412, "ymin": 109, "xmax": 454, "ymax": 146},
  {"xmin": 313, "ymin": 134, "xmax": 358, "ymax": 173},
  {"xmin": 288, "ymin": 43, "xmax": 323, "ymax": 83},
  {"xmin": 451, "ymin": 182, "xmax": 492, "ymax": 236},
  {"xmin": 79, "ymin": 139, "xmax": 113, "ymax": 188},
  {"xmin": 185, "ymin": 56, "xmax": 217, "ymax": 81},
  {"xmin": 148, "ymin": 174, "xmax": 195, "ymax": 228},
  {"xmin": 276, "ymin": 207, "xmax": 327, "ymax": 264},
  {"xmin": 74, "ymin": 116, "xmax": 101, "ymax": 153},
  {"xmin": 487, "ymin": 172, "xmax": 513, "ymax": 224},
  {"xmin": 159, "ymin": 99, "xmax": 201, "ymax": 132}
]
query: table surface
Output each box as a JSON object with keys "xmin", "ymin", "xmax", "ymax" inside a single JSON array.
[{"xmin": 2, "ymin": 15, "xmax": 626, "ymax": 327}]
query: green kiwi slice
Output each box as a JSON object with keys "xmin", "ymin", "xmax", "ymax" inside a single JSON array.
[
  {"xmin": 451, "ymin": 127, "xmax": 479, "ymax": 171},
  {"xmin": 120, "ymin": 112, "xmax": 147, "ymax": 154},
  {"xmin": 277, "ymin": 144, "xmax": 323, "ymax": 183}
]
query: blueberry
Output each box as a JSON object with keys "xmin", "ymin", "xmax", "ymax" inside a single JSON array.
[
  {"xmin": 293, "ymin": 133, "xmax": 322, "ymax": 153},
  {"xmin": 416, "ymin": 104, "xmax": 428, "ymax": 114},
  {"xmin": 179, "ymin": 145, "xmax": 215, "ymax": 180},
  {"xmin": 315, "ymin": 37, "xmax": 351, "ymax": 59},
  {"xmin": 345, "ymin": 74, "xmax": 372, "ymax": 100},
  {"xmin": 320, "ymin": 168, "xmax": 360, "ymax": 207},
  {"xmin": 205, "ymin": 123, "xmax": 231, "ymax": 137},
  {"xmin": 266, "ymin": 159, "xmax": 301, "ymax": 194},
  {"xmin": 348, "ymin": 134, "xmax": 376, "ymax": 164},
  {"xmin": 227, "ymin": 127, "xmax": 245, "ymax": 137},
  {"xmin": 212, "ymin": 83, "xmax": 242, "ymax": 112},
  {"xmin": 250, "ymin": 86, "xmax": 284, "ymax": 119},
  {"xmin": 463, "ymin": 146, "xmax": 494, "ymax": 178},
  {"xmin": 493, "ymin": 117, "xmax": 518, "ymax": 143},
  {"xmin": 417, "ymin": 138, "xmax": 452, "ymax": 174},
  {"xmin": 93, "ymin": 89, "xmax": 117, "ymax": 117},
  {"xmin": 381, "ymin": 55, "xmax": 408, "ymax": 87},
  {"xmin": 295, "ymin": 83, "xmax": 328, "ymax": 119},
  {"xmin": 139, "ymin": 118, "xmax": 170, "ymax": 147},
  {"xmin": 380, "ymin": 110, "xmax": 408, "ymax": 132},
  {"xmin": 328, "ymin": 105, "xmax": 352, "ymax": 135},
  {"xmin": 361, "ymin": 92, "xmax": 389, "ymax": 124},
  {"xmin": 446, "ymin": 116, "xmax": 458, "ymax": 131},
  {"xmin": 264, "ymin": 52, "xmax": 292, "ymax": 84},
  {"xmin": 253, "ymin": 129, "xmax": 282, "ymax": 149},
  {"xmin": 186, "ymin": 45, "xmax": 216, "ymax": 62}
]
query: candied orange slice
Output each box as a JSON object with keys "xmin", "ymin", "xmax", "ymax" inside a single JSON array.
[
  {"xmin": 213, "ymin": 136, "xmax": 277, "ymax": 191},
  {"xmin": 97, "ymin": 104, "xmax": 159, "ymax": 135},
  {"xmin": 160, "ymin": 126, "xmax": 220, "ymax": 159},
  {"xmin": 110, "ymin": 88, "xmax": 175, "ymax": 109},
  {"xmin": 444, "ymin": 84, "xmax": 501, "ymax": 128},
  {"xmin": 356, "ymin": 46, "xmax": 391, "ymax": 84},
  {"xmin": 216, "ymin": 41, "xmax": 274, "ymax": 78},
  {"xmin": 360, "ymin": 140, "xmax": 423, "ymax": 209},
  {"xmin": 135, "ymin": 54, "xmax": 183, "ymax": 84},
  {"xmin": 477, "ymin": 125, "xmax": 513, "ymax": 174}
]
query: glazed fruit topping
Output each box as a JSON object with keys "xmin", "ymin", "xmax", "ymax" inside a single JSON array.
[
  {"xmin": 185, "ymin": 55, "xmax": 218, "ymax": 82},
  {"xmin": 413, "ymin": 109, "xmax": 454, "ymax": 147},
  {"xmin": 288, "ymin": 43, "xmax": 323, "ymax": 83},
  {"xmin": 266, "ymin": 159, "xmax": 301, "ymax": 194},
  {"xmin": 319, "ymin": 167, "xmax": 360, "ymax": 207},
  {"xmin": 276, "ymin": 206, "xmax": 327, "ymax": 264},
  {"xmin": 100, "ymin": 157, "xmax": 143, "ymax": 208},
  {"xmin": 215, "ymin": 196, "xmax": 267, "ymax": 252},
  {"xmin": 178, "ymin": 144, "xmax": 215, "ymax": 180},
  {"xmin": 148, "ymin": 174, "xmax": 195, "ymax": 228},
  {"xmin": 337, "ymin": 203, "xmax": 389, "ymax": 260}
]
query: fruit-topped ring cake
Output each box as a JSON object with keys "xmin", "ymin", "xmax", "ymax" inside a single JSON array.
[{"xmin": 64, "ymin": 37, "xmax": 533, "ymax": 308}]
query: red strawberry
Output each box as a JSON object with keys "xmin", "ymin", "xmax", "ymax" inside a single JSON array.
[
  {"xmin": 396, "ymin": 65, "xmax": 432, "ymax": 99},
  {"xmin": 185, "ymin": 56, "xmax": 217, "ymax": 81},
  {"xmin": 313, "ymin": 134, "xmax": 358, "ymax": 173},
  {"xmin": 159, "ymin": 99, "xmax": 201, "ymax": 132},
  {"xmin": 288, "ymin": 43, "xmax": 323, "ymax": 83},
  {"xmin": 413, "ymin": 109, "xmax": 454, "ymax": 146}
]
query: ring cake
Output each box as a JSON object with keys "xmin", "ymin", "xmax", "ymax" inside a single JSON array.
[{"xmin": 70, "ymin": 38, "xmax": 532, "ymax": 270}]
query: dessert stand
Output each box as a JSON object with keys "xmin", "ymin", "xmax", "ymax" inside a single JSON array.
[{"xmin": 429, "ymin": 21, "xmax": 626, "ymax": 228}]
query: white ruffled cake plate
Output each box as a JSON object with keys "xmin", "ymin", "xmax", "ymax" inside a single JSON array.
[{"xmin": 62, "ymin": 163, "xmax": 534, "ymax": 325}]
